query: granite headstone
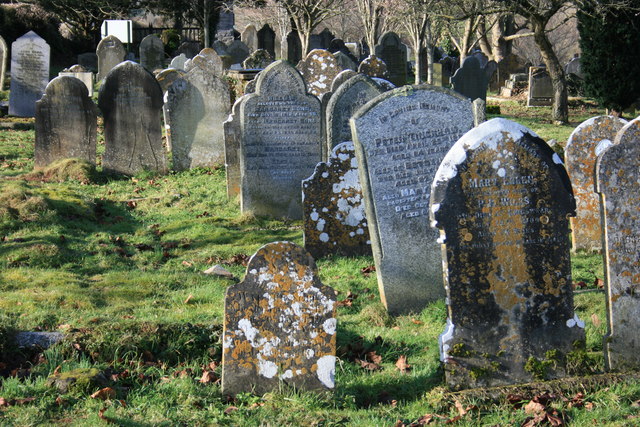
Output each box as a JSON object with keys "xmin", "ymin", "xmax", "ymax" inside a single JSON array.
[
  {"xmin": 374, "ymin": 32, "xmax": 408, "ymax": 87},
  {"xmin": 451, "ymin": 56, "xmax": 489, "ymax": 101}
]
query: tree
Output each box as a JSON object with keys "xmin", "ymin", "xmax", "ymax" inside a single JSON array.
[
  {"xmin": 145, "ymin": 0, "xmax": 223, "ymax": 48},
  {"xmin": 279, "ymin": 0, "xmax": 341, "ymax": 54},
  {"xmin": 578, "ymin": 2, "xmax": 640, "ymax": 116},
  {"xmin": 355, "ymin": 0, "xmax": 386, "ymax": 53}
]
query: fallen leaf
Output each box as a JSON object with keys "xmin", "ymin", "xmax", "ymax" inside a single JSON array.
[
  {"xmin": 98, "ymin": 407, "xmax": 113, "ymax": 423},
  {"xmin": 411, "ymin": 318, "xmax": 423, "ymax": 325},
  {"xmin": 454, "ymin": 400, "xmax": 467, "ymax": 416},
  {"xmin": 591, "ymin": 313, "xmax": 601, "ymax": 328},
  {"xmin": 224, "ymin": 406, "xmax": 239, "ymax": 414},
  {"xmin": 395, "ymin": 355, "xmax": 412, "ymax": 373},
  {"xmin": 356, "ymin": 358, "xmax": 381, "ymax": 371},
  {"xmin": 0, "ymin": 398, "xmax": 8, "ymax": 407},
  {"xmin": 573, "ymin": 281, "xmax": 587, "ymax": 289},
  {"xmin": 249, "ymin": 402, "xmax": 265, "ymax": 409},
  {"xmin": 200, "ymin": 370, "xmax": 218, "ymax": 384},
  {"xmin": 585, "ymin": 402, "xmax": 594, "ymax": 410},
  {"xmin": 134, "ymin": 243, "xmax": 153, "ymax": 251},
  {"xmin": 182, "ymin": 261, "xmax": 193, "ymax": 267},
  {"xmin": 91, "ymin": 387, "xmax": 116, "ymax": 400},
  {"xmin": 413, "ymin": 414, "xmax": 436, "ymax": 425},
  {"xmin": 594, "ymin": 277, "xmax": 605, "ymax": 289},
  {"xmin": 367, "ymin": 351, "xmax": 382, "ymax": 364},
  {"xmin": 524, "ymin": 400, "xmax": 546, "ymax": 415},
  {"xmin": 361, "ymin": 265, "xmax": 376, "ymax": 277}
]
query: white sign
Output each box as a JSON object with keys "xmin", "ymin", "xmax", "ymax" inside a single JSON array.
[{"xmin": 100, "ymin": 20, "xmax": 133, "ymax": 44}]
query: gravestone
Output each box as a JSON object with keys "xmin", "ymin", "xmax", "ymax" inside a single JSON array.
[
  {"xmin": 351, "ymin": 85, "xmax": 474, "ymax": 315},
  {"xmin": 240, "ymin": 61, "xmax": 322, "ymax": 219},
  {"xmin": 170, "ymin": 53, "xmax": 187, "ymax": 70},
  {"xmin": 286, "ymin": 31, "xmax": 303, "ymax": 64},
  {"xmin": 565, "ymin": 56, "xmax": 583, "ymax": 79},
  {"xmin": 331, "ymin": 69, "xmax": 358, "ymax": 92},
  {"xmin": 227, "ymin": 40, "xmax": 250, "ymax": 65},
  {"xmin": 177, "ymin": 41, "xmax": 201, "ymax": 59},
  {"xmin": 326, "ymin": 74, "xmax": 383, "ymax": 152},
  {"xmin": 473, "ymin": 98, "xmax": 486, "ymax": 126},
  {"xmin": 484, "ymin": 60, "xmax": 498, "ymax": 87},
  {"xmin": 224, "ymin": 96, "xmax": 244, "ymax": 197},
  {"xmin": 185, "ymin": 48, "xmax": 224, "ymax": 76},
  {"xmin": 470, "ymin": 51, "xmax": 489, "ymax": 68},
  {"xmin": 35, "ymin": 76, "xmax": 97, "ymax": 167},
  {"xmin": 139, "ymin": 34, "xmax": 165, "ymax": 71},
  {"xmin": 98, "ymin": 61, "xmax": 167, "ymax": 175},
  {"xmin": 58, "ymin": 66, "xmax": 94, "ymax": 97},
  {"xmin": 334, "ymin": 51, "xmax": 357, "ymax": 71},
  {"xmin": 257, "ymin": 24, "xmax": 276, "ymax": 58},
  {"xmin": 156, "ymin": 68, "xmax": 185, "ymax": 92},
  {"xmin": 596, "ymin": 118, "xmax": 640, "ymax": 371},
  {"xmin": 495, "ymin": 53, "xmax": 527, "ymax": 91},
  {"xmin": 212, "ymin": 40, "xmax": 229, "ymax": 57},
  {"xmin": 432, "ymin": 63, "xmax": 445, "ymax": 86},
  {"xmin": 296, "ymin": 49, "xmax": 342, "ymax": 97},
  {"xmin": 372, "ymin": 77, "xmax": 395, "ymax": 91},
  {"xmin": 565, "ymin": 116, "xmax": 627, "ymax": 252},
  {"xmin": 9, "ymin": 31, "xmax": 50, "ymax": 117},
  {"xmin": 241, "ymin": 24, "xmax": 258, "ymax": 52},
  {"xmin": 451, "ymin": 56, "xmax": 489, "ymax": 101},
  {"xmin": 165, "ymin": 64, "xmax": 230, "ymax": 170},
  {"xmin": 243, "ymin": 49, "xmax": 273, "ymax": 69},
  {"xmin": 0, "ymin": 35, "xmax": 7, "ymax": 90},
  {"xmin": 527, "ymin": 66, "xmax": 553, "ymax": 107},
  {"xmin": 77, "ymin": 52, "xmax": 98, "ymax": 72},
  {"xmin": 222, "ymin": 241, "xmax": 337, "ymax": 396},
  {"xmin": 309, "ymin": 35, "xmax": 323, "ymax": 51},
  {"xmin": 358, "ymin": 55, "xmax": 389, "ymax": 79},
  {"xmin": 97, "ymin": 35, "xmax": 125, "ymax": 81},
  {"xmin": 374, "ymin": 32, "xmax": 408, "ymax": 87},
  {"xmin": 303, "ymin": 142, "xmax": 371, "ymax": 258},
  {"xmin": 319, "ymin": 29, "xmax": 335, "ymax": 49},
  {"xmin": 431, "ymin": 118, "xmax": 585, "ymax": 390}
]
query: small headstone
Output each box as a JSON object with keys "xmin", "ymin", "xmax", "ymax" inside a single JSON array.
[
  {"xmin": 351, "ymin": 85, "xmax": 474, "ymax": 314},
  {"xmin": 177, "ymin": 41, "xmax": 201, "ymax": 59},
  {"xmin": 319, "ymin": 29, "xmax": 335, "ymax": 49},
  {"xmin": 473, "ymin": 98, "xmax": 486, "ymax": 126},
  {"xmin": 527, "ymin": 66, "xmax": 553, "ymax": 107},
  {"xmin": 9, "ymin": 31, "xmax": 50, "ymax": 117},
  {"xmin": 309, "ymin": 35, "xmax": 323, "ymax": 51},
  {"xmin": 241, "ymin": 24, "xmax": 258, "ymax": 52},
  {"xmin": 451, "ymin": 56, "xmax": 489, "ymax": 101},
  {"xmin": 303, "ymin": 142, "xmax": 371, "ymax": 258},
  {"xmin": 96, "ymin": 35, "xmax": 126, "ymax": 81},
  {"xmin": 58, "ymin": 68, "xmax": 94, "ymax": 97},
  {"xmin": 330, "ymin": 69, "xmax": 358, "ymax": 92},
  {"xmin": 565, "ymin": 116, "xmax": 627, "ymax": 251},
  {"xmin": 0, "ymin": 35, "xmax": 7, "ymax": 90},
  {"xmin": 358, "ymin": 55, "xmax": 389, "ymax": 79},
  {"xmin": 240, "ymin": 61, "xmax": 322, "ymax": 219},
  {"xmin": 222, "ymin": 241, "xmax": 337, "ymax": 396},
  {"xmin": 156, "ymin": 68, "xmax": 185, "ymax": 93},
  {"xmin": 139, "ymin": 34, "xmax": 165, "ymax": 71},
  {"xmin": 77, "ymin": 52, "xmax": 98, "ymax": 72},
  {"xmin": 257, "ymin": 24, "xmax": 276, "ymax": 58},
  {"xmin": 470, "ymin": 51, "xmax": 489, "ymax": 68},
  {"xmin": 226, "ymin": 40, "xmax": 250, "ymax": 65},
  {"xmin": 170, "ymin": 53, "xmax": 188, "ymax": 70},
  {"xmin": 431, "ymin": 118, "xmax": 585, "ymax": 390},
  {"xmin": 185, "ymin": 48, "xmax": 224, "ymax": 76},
  {"xmin": 596, "ymin": 118, "xmax": 640, "ymax": 371},
  {"xmin": 296, "ymin": 49, "xmax": 342, "ymax": 97},
  {"xmin": 242, "ymin": 49, "xmax": 273, "ymax": 69},
  {"xmin": 224, "ymin": 96, "xmax": 244, "ymax": 197},
  {"xmin": 374, "ymin": 32, "xmax": 408, "ymax": 87},
  {"xmin": 35, "ymin": 76, "xmax": 97, "ymax": 167},
  {"xmin": 212, "ymin": 40, "xmax": 229, "ymax": 57},
  {"xmin": 334, "ymin": 51, "xmax": 357, "ymax": 71},
  {"xmin": 98, "ymin": 61, "xmax": 167, "ymax": 175},
  {"xmin": 484, "ymin": 60, "xmax": 498, "ymax": 85}
]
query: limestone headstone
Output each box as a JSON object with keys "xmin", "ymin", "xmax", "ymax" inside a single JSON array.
[
  {"xmin": 527, "ymin": 66, "xmax": 553, "ymax": 107},
  {"xmin": 358, "ymin": 55, "xmax": 388, "ymax": 79},
  {"xmin": 185, "ymin": 48, "xmax": 224, "ymax": 76},
  {"xmin": 330, "ymin": 69, "xmax": 358, "ymax": 92},
  {"xmin": 565, "ymin": 116, "xmax": 627, "ymax": 251},
  {"xmin": 9, "ymin": 32, "xmax": 50, "ymax": 117},
  {"xmin": 296, "ymin": 49, "xmax": 342, "ymax": 97},
  {"xmin": 58, "ymin": 67, "xmax": 94, "ymax": 97},
  {"xmin": 596, "ymin": 118, "xmax": 640, "ymax": 371},
  {"xmin": 35, "ymin": 76, "xmax": 97, "ymax": 167},
  {"xmin": 222, "ymin": 241, "xmax": 337, "ymax": 396},
  {"xmin": 374, "ymin": 32, "xmax": 408, "ymax": 87},
  {"xmin": 451, "ymin": 56, "xmax": 489, "ymax": 101},
  {"xmin": 78, "ymin": 52, "xmax": 98, "ymax": 72},
  {"xmin": 243, "ymin": 49, "xmax": 273, "ymax": 69},
  {"xmin": 170, "ymin": 53, "xmax": 188, "ymax": 70},
  {"xmin": 351, "ymin": 85, "xmax": 474, "ymax": 314},
  {"xmin": 97, "ymin": 35, "xmax": 125, "ymax": 81},
  {"xmin": 227, "ymin": 40, "xmax": 250, "ymax": 65},
  {"xmin": 431, "ymin": 118, "xmax": 585, "ymax": 390},
  {"xmin": 240, "ymin": 61, "xmax": 322, "ymax": 219},
  {"xmin": 334, "ymin": 51, "xmax": 357, "ymax": 71},
  {"xmin": 98, "ymin": 61, "xmax": 167, "ymax": 175},
  {"xmin": 257, "ymin": 24, "xmax": 276, "ymax": 58},
  {"xmin": 139, "ymin": 34, "xmax": 165, "ymax": 71},
  {"xmin": 241, "ymin": 24, "xmax": 258, "ymax": 52},
  {"xmin": 0, "ymin": 35, "xmax": 7, "ymax": 90},
  {"xmin": 303, "ymin": 142, "xmax": 371, "ymax": 258},
  {"xmin": 224, "ymin": 96, "xmax": 244, "ymax": 198}
]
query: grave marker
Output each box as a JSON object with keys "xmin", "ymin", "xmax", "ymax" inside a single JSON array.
[
  {"xmin": 527, "ymin": 66, "xmax": 553, "ymax": 107},
  {"xmin": 374, "ymin": 32, "xmax": 408, "ymax": 87},
  {"xmin": 241, "ymin": 24, "xmax": 258, "ymax": 52},
  {"xmin": 451, "ymin": 56, "xmax": 489, "ymax": 101},
  {"xmin": 296, "ymin": 49, "xmax": 341, "ymax": 97},
  {"xmin": 170, "ymin": 53, "xmax": 187, "ymax": 70},
  {"xmin": 358, "ymin": 55, "xmax": 388, "ymax": 79},
  {"xmin": 333, "ymin": 51, "xmax": 357, "ymax": 71},
  {"xmin": 8, "ymin": 31, "xmax": 50, "ymax": 117},
  {"xmin": 58, "ymin": 66, "xmax": 94, "ymax": 97},
  {"xmin": 97, "ymin": 35, "xmax": 125, "ymax": 81},
  {"xmin": 243, "ymin": 49, "xmax": 273, "ymax": 69},
  {"xmin": 139, "ymin": 34, "xmax": 165, "ymax": 71},
  {"xmin": 186, "ymin": 48, "xmax": 224, "ymax": 76},
  {"xmin": 227, "ymin": 40, "xmax": 250, "ymax": 65},
  {"xmin": 224, "ymin": 96, "xmax": 244, "ymax": 197}
]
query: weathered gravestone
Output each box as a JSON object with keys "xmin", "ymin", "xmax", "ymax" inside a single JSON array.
[
  {"xmin": 170, "ymin": 53, "xmax": 187, "ymax": 70},
  {"xmin": 372, "ymin": 77, "xmax": 395, "ymax": 91},
  {"xmin": 451, "ymin": 56, "xmax": 489, "ymax": 102},
  {"xmin": 240, "ymin": 61, "xmax": 322, "ymax": 219},
  {"xmin": 35, "ymin": 76, "xmax": 97, "ymax": 167},
  {"xmin": 374, "ymin": 32, "xmax": 408, "ymax": 87},
  {"xmin": 243, "ymin": 49, "xmax": 273, "ymax": 69},
  {"xmin": 351, "ymin": 85, "xmax": 474, "ymax": 315},
  {"xmin": 430, "ymin": 118, "xmax": 585, "ymax": 390},
  {"xmin": 186, "ymin": 48, "xmax": 224, "ymax": 76},
  {"xmin": 333, "ymin": 51, "xmax": 357, "ymax": 72},
  {"xmin": 139, "ymin": 34, "xmax": 165, "ymax": 71},
  {"xmin": 0, "ymin": 35, "xmax": 7, "ymax": 90},
  {"xmin": 98, "ymin": 61, "xmax": 167, "ymax": 175},
  {"xmin": 303, "ymin": 142, "xmax": 371, "ymax": 258},
  {"xmin": 319, "ymin": 29, "xmax": 335, "ymax": 49},
  {"xmin": 527, "ymin": 66, "xmax": 553, "ymax": 107},
  {"xmin": 326, "ymin": 74, "xmax": 383, "ymax": 152},
  {"xmin": 224, "ymin": 96, "xmax": 244, "ymax": 198},
  {"xmin": 58, "ymin": 65, "xmax": 94, "ymax": 97},
  {"xmin": 595, "ymin": 118, "xmax": 640, "ymax": 371},
  {"xmin": 286, "ymin": 31, "xmax": 303, "ymax": 64},
  {"xmin": 358, "ymin": 55, "xmax": 389, "ymax": 79},
  {"xmin": 331, "ymin": 69, "xmax": 358, "ymax": 92},
  {"xmin": 165, "ymin": 63, "xmax": 230, "ymax": 170},
  {"xmin": 8, "ymin": 31, "xmax": 50, "ymax": 117},
  {"xmin": 241, "ymin": 24, "xmax": 258, "ymax": 52},
  {"xmin": 470, "ymin": 50, "xmax": 489, "ymax": 68},
  {"xmin": 97, "ymin": 35, "xmax": 125, "ymax": 81},
  {"xmin": 257, "ymin": 24, "xmax": 276, "ymax": 58},
  {"xmin": 226, "ymin": 40, "xmax": 251, "ymax": 65},
  {"xmin": 156, "ymin": 68, "xmax": 185, "ymax": 93},
  {"xmin": 177, "ymin": 41, "xmax": 201, "ymax": 59},
  {"xmin": 565, "ymin": 116, "xmax": 627, "ymax": 252},
  {"xmin": 296, "ymin": 49, "xmax": 342, "ymax": 97},
  {"xmin": 565, "ymin": 56, "xmax": 583, "ymax": 79},
  {"xmin": 473, "ymin": 98, "xmax": 486, "ymax": 127},
  {"xmin": 222, "ymin": 241, "xmax": 337, "ymax": 396}
]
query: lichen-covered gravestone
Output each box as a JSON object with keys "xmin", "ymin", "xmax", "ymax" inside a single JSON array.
[
  {"xmin": 224, "ymin": 96, "xmax": 244, "ymax": 198},
  {"xmin": 98, "ymin": 61, "xmax": 167, "ymax": 175},
  {"xmin": 596, "ymin": 118, "xmax": 640, "ymax": 371},
  {"xmin": 35, "ymin": 76, "xmax": 97, "ymax": 167},
  {"xmin": 185, "ymin": 48, "xmax": 224, "ymax": 76},
  {"xmin": 296, "ymin": 49, "xmax": 342, "ymax": 97},
  {"xmin": 351, "ymin": 85, "xmax": 474, "ymax": 315},
  {"xmin": 139, "ymin": 34, "xmax": 165, "ymax": 72},
  {"xmin": 374, "ymin": 32, "xmax": 407, "ymax": 87},
  {"xmin": 565, "ymin": 116, "xmax": 627, "ymax": 252},
  {"xmin": 170, "ymin": 53, "xmax": 187, "ymax": 70},
  {"xmin": 222, "ymin": 241, "xmax": 337, "ymax": 396},
  {"xmin": 451, "ymin": 56, "xmax": 489, "ymax": 102},
  {"xmin": 8, "ymin": 31, "xmax": 50, "ymax": 117},
  {"xmin": 358, "ymin": 54, "xmax": 389, "ymax": 79},
  {"xmin": 96, "ymin": 35, "xmax": 125, "ymax": 81},
  {"xmin": 240, "ymin": 61, "xmax": 322, "ymax": 219},
  {"xmin": 0, "ymin": 35, "xmax": 7, "ymax": 90},
  {"xmin": 430, "ymin": 118, "xmax": 585, "ymax": 390},
  {"xmin": 242, "ymin": 49, "xmax": 273, "ymax": 69},
  {"xmin": 303, "ymin": 142, "xmax": 371, "ymax": 258}
]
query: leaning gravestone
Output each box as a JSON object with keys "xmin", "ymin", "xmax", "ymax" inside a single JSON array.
[
  {"xmin": 527, "ymin": 66, "xmax": 553, "ymax": 107},
  {"xmin": 139, "ymin": 34, "xmax": 165, "ymax": 72},
  {"xmin": 296, "ymin": 49, "xmax": 342, "ymax": 97},
  {"xmin": 240, "ymin": 61, "xmax": 322, "ymax": 219},
  {"xmin": 374, "ymin": 32, "xmax": 408, "ymax": 87},
  {"xmin": 351, "ymin": 85, "xmax": 474, "ymax": 315},
  {"xmin": 596, "ymin": 118, "xmax": 640, "ymax": 371},
  {"xmin": 0, "ymin": 35, "xmax": 7, "ymax": 90},
  {"xmin": 565, "ymin": 116, "xmax": 627, "ymax": 252},
  {"xmin": 222, "ymin": 241, "xmax": 337, "ymax": 396},
  {"xmin": 8, "ymin": 31, "xmax": 50, "ymax": 117},
  {"xmin": 303, "ymin": 142, "xmax": 371, "ymax": 258},
  {"xmin": 224, "ymin": 96, "xmax": 244, "ymax": 198},
  {"xmin": 35, "ymin": 76, "xmax": 97, "ymax": 167},
  {"xmin": 358, "ymin": 55, "xmax": 389, "ymax": 79},
  {"xmin": 431, "ymin": 118, "xmax": 585, "ymax": 390},
  {"xmin": 98, "ymin": 61, "xmax": 167, "ymax": 175},
  {"xmin": 97, "ymin": 35, "xmax": 126, "ymax": 81},
  {"xmin": 165, "ymin": 64, "xmax": 230, "ymax": 170},
  {"xmin": 170, "ymin": 53, "xmax": 187, "ymax": 70},
  {"xmin": 451, "ymin": 56, "xmax": 489, "ymax": 101},
  {"xmin": 242, "ymin": 49, "xmax": 273, "ymax": 69}
]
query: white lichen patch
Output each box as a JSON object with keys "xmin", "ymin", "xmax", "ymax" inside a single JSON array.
[
  {"xmin": 595, "ymin": 139, "xmax": 613, "ymax": 157},
  {"xmin": 316, "ymin": 355, "xmax": 336, "ymax": 388},
  {"xmin": 258, "ymin": 358, "xmax": 278, "ymax": 378},
  {"xmin": 552, "ymin": 153, "xmax": 563, "ymax": 165},
  {"xmin": 323, "ymin": 318, "xmax": 337, "ymax": 335},
  {"xmin": 319, "ymin": 233, "xmax": 329, "ymax": 242},
  {"xmin": 439, "ymin": 318, "xmax": 455, "ymax": 361}
]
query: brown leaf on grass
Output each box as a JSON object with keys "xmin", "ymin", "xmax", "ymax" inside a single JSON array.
[
  {"xmin": 249, "ymin": 402, "xmax": 265, "ymax": 409},
  {"xmin": 524, "ymin": 400, "xmax": 546, "ymax": 415},
  {"xmin": 126, "ymin": 201, "xmax": 137, "ymax": 209},
  {"xmin": 53, "ymin": 365, "xmax": 62, "ymax": 375},
  {"xmin": 361, "ymin": 265, "xmax": 376, "ymax": 277},
  {"xmin": 395, "ymin": 355, "xmax": 412, "ymax": 373},
  {"xmin": 573, "ymin": 281, "xmax": 587, "ymax": 289},
  {"xmin": 567, "ymin": 392, "xmax": 585, "ymax": 408},
  {"xmin": 445, "ymin": 415, "xmax": 462, "ymax": 424},
  {"xmin": 161, "ymin": 241, "xmax": 179, "ymax": 249},
  {"xmin": 0, "ymin": 397, "xmax": 8, "ymax": 407},
  {"xmin": 367, "ymin": 351, "xmax": 382, "ymax": 364},
  {"xmin": 356, "ymin": 358, "xmax": 381, "ymax": 371},
  {"xmin": 336, "ymin": 298, "xmax": 353, "ymax": 307},
  {"xmin": 591, "ymin": 314, "xmax": 601, "ymax": 327},
  {"xmin": 594, "ymin": 278, "xmax": 605, "ymax": 289},
  {"xmin": 182, "ymin": 260, "xmax": 193, "ymax": 267},
  {"xmin": 200, "ymin": 370, "xmax": 218, "ymax": 384},
  {"xmin": 184, "ymin": 294, "xmax": 194, "ymax": 304},
  {"xmin": 196, "ymin": 211, "xmax": 210, "ymax": 218},
  {"xmin": 98, "ymin": 407, "xmax": 114, "ymax": 423},
  {"xmin": 91, "ymin": 387, "xmax": 116, "ymax": 400},
  {"xmin": 134, "ymin": 243, "xmax": 153, "ymax": 251},
  {"xmin": 208, "ymin": 361, "xmax": 219, "ymax": 370},
  {"xmin": 224, "ymin": 406, "xmax": 239, "ymax": 414},
  {"xmin": 584, "ymin": 402, "xmax": 594, "ymax": 410},
  {"xmin": 412, "ymin": 414, "xmax": 436, "ymax": 425},
  {"xmin": 454, "ymin": 400, "xmax": 468, "ymax": 416},
  {"xmin": 411, "ymin": 318, "xmax": 423, "ymax": 325},
  {"xmin": 223, "ymin": 254, "xmax": 249, "ymax": 266}
]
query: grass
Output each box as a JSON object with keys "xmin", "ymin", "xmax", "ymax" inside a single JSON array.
[{"xmin": 1, "ymin": 100, "xmax": 639, "ymax": 426}]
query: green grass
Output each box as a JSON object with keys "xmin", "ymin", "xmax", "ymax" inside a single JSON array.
[{"xmin": 1, "ymin": 103, "xmax": 639, "ymax": 426}]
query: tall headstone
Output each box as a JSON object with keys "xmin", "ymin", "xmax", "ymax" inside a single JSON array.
[
  {"xmin": 358, "ymin": 55, "xmax": 388, "ymax": 79},
  {"xmin": 241, "ymin": 24, "xmax": 258, "ymax": 52},
  {"xmin": 170, "ymin": 53, "xmax": 188, "ymax": 70},
  {"xmin": 240, "ymin": 61, "xmax": 322, "ymax": 219},
  {"xmin": 286, "ymin": 31, "xmax": 302, "ymax": 64},
  {"xmin": 596, "ymin": 118, "xmax": 640, "ymax": 370},
  {"xmin": 8, "ymin": 31, "xmax": 50, "ymax": 117},
  {"xmin": 565, "ymin": 116, "xmax": 627, "ymax": 251},
  {"xmin": 303, "ymin": 142, "xmax": 371, "ymax": 258},
  {"xmin": 215, "ymin": 2, "xmax": 235, "ymax": 43},
  {"xmin": 97, "ymin": 35, "xmax": 125, "ymax": 81},
  {"xmin": 98, "ymin": 61, "xmax": 167, "ymax": 175},
  {"xmin": 224, "ymin": 96, "xmax": 244, "ymax": 198},
  {"xmin": 139, "ymin": 34, "xmax": 165, "ymax": 72},
  {"xmin": 35, "ymin": 76, "xmax": 97, "ymax": 167},
  {"xmin": 374, "ymin": 32, "xmax": 407, "ymax": 87},
  {"xmin": 431, "ymin": 118, "xmax": 585, "ymax": 390},
  {"xmin": 296, "ymin": 49, "xmax": 342, "ymax": 97},
  {"xmin": 451, "ymin": 56, "xmax": 489, "ymax": 101},
  {"xmin": 227, "ymin": 40, "xmax": 250, "ymax": 65},
  {"xmin": 222, "ymin": 242, "xmax": 337, "ymax": 396},
  {"xmin": 0, "ymin": 35, "xmax": 7, "ymax": 90},
  {"xmin": 157, "ymin": 68, "xmax": 186, "ymax": 152},
  {"xmin": 351, "ymin": 85, "xmax": 474, "ymax": 314},
  {"xmin": 527, "ymin": 66, "xmax": 553, "ymax": 107},
  {"xmin": 257, "ymin": 24, "xmax": 276, "ymax": 58}
]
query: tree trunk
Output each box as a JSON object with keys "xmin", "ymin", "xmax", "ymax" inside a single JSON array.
[
  {"xmin": 203, "ymin": 0, "xmax": 211, "ymax": 48},
  {"xmin": 413, "ymin": 34, "xmax": 423, "ymax": 84},
  {"xmin": 425, "ymin": 42, "xmax": 434, "ymax": 85},
  {"xmin": 299, "ymin": 28, "xmax": 311, "ymax": 56}
]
